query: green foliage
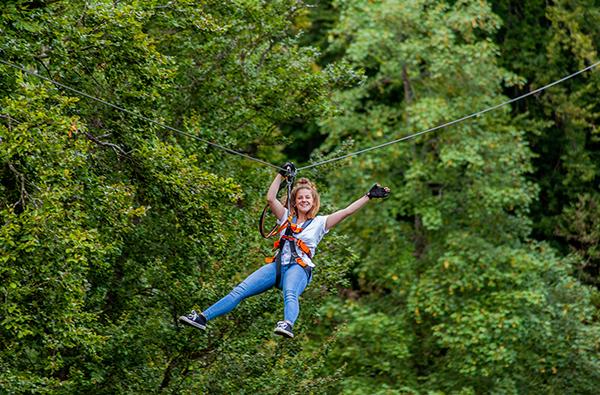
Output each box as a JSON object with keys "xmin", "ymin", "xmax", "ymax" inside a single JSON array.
[
  {"xmin": 1, "ymin": 0, "xmax": 348, "ymax": 393},
  {"xmin": 311, "ymin": 0, "xmax": 600, "ymax": 393},
  {"xmin": 493, "ymin": 0, "xmax": 600, "ymax": 285},
  {"xmin": 408, "ymin": 239, "xmax": 600, "ymax": 393},
  {"xmin": 556, "ymin": 193, "xmax": 600, "ymax": 287},
  {"xmin": 1, "ymin": 0, "xmax": 600, "ymax": 393}
]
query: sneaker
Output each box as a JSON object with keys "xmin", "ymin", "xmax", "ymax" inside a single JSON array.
[
  {"xmin": 178, "ymin": 310, "xmax": 207, "ymax": 330},
  {"xmin": 274, "ymin": 320, "xmax": 294, "ymax": 338}
]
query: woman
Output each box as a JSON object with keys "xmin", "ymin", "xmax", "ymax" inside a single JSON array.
[{"xmin": 179, "ymin": 162, "xmax": 390, "ymax": 338}]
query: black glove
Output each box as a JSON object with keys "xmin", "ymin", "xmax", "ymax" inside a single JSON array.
[
  {"xmin": 278, "ymin": 162, "xmax": 296, "ymax": 178},
  {"xmin": 366, "ymin": 184, "xmax": 390, "ymax": 199}
]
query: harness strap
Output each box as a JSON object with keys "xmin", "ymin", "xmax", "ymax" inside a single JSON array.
[{"xmin": 269, "ymin": 216, "xmax": 314, "ymax": 288}]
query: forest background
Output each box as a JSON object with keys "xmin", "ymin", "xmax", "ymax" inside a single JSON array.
[{"xmin": 1, "ymin": 0, "xmax": 599, "ymax": 394}]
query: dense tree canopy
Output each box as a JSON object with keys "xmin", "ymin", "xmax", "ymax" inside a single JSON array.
[{"xmin": 1, "ymin": 0, "xmax": 599, "ymax": 394}]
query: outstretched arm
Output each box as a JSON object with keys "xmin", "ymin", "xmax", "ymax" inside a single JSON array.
[
  {"xmin": 325, "ymin": 184, "xmax": 390, "ymax": 230},
  {"xmin": 325, "ymin": 195, "xmax": 370, "ymax": 230}
]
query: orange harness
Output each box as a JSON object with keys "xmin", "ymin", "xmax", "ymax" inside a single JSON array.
[{"xmin": 265, "ymin": 216, "xmax": 314, "ymax": 280}]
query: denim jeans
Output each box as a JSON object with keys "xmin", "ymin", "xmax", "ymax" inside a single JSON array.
[{"xmin": 202, "ymin": 262, "xmax": 311, "ymax": 325}]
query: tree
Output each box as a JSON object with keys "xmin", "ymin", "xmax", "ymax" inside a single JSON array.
[
  {"xmin": 313, "ymin": 0, "xmax": 600, "ymax": 393},
  {"xmin": 493, "ymin": 0, "xmax": 600, "ymax": 288},
  {"xmin": 1, "ymin": 0, "xmax": 352, "ymax": 392}
]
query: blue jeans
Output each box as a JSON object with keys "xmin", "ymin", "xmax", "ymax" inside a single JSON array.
[{"xmin": 202, "ymin": 263, "xmax": 311, "ymax": 325}]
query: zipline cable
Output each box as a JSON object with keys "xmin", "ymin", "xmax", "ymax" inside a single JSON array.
[
  {"xmin": 298, "ymin": 60, "xmax": 600, "ymax": 171},
  {"xmin": 0, "ymin": 59, "xmax": 284, "ymax": 171},
  {"xmin": 3, "ymin": 58, "xmax": 598, "ymax": 173}
]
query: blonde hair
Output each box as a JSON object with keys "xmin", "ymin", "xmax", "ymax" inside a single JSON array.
[{"xmin": 283, "ymin": 177, "xmax": 321, "ymax": 219}]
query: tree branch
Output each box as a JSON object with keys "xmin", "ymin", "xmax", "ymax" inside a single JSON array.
[
  {"xmin": 84, "ymin": 131, "xmax": 129, "ymax": 157},
  {"xmin": 8, "ymin": 162, "xmax": 30, "ymax": 210}
]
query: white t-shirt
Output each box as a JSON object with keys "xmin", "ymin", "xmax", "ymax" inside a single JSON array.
[{"xmin": 276, "ymin": 209, "xmax": 329, "ymax": 268}]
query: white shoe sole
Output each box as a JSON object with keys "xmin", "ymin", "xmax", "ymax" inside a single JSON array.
[
  {"xmin": 274, "ymin": 327, "xmax": 294, "ymax": 338},
  {"xmin": 179, "ymin": 316, "xmax": 206, "ymax": 330}
]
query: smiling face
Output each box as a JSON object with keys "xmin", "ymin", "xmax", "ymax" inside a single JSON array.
[
  {"xmin": 294, "ymin": 187, "xmax": 314, "ymax": 216},
  {"xmin": 289, "ymin": 178, "xmax": 320, "ymax": 219}
]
